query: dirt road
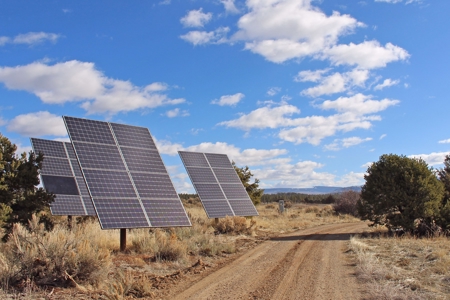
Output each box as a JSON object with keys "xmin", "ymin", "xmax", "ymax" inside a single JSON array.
[{"xmin": 171, "ymin": 222, "xmax": 367, "ymax": 300}]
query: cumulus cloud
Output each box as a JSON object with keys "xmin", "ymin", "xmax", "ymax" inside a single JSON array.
[
  {"xmin": 438, "ymin": 139, "xmax": 450, "ymax": 144},
  {"xmin": 374, "ymin": 78, "xmax": 400, "ymax": 90},
  {"xmin": 7, "ymin": 111, "xmax": 67, "ymax": 137},
  {"xmin": 323, "ymin": 41, "xmax": 409, "ymax": 69},
  {"xmin": 324, "ymin": 136, "xmax": 372, "ymax": 151},
  {"xmin": 232, "ymin": 0, "xmax": 363, "ymax": 63},
  {"xmin": 375, "ymin": 0, "xmax": 422, "ymax": 4},
  {"xmin": 298, "ymin": 68, "xmax": 370, "ymax": 97},
  {"xmin": 180, "ymin": 27, "xmax": 229, "ymax": 45},
  {"xmin": 220, "ymin": 93, "xmax": 397, "ymax": 145},
  {"xmin": 221, "ymin": 0, "xmax": 240, "ymax": 14},
  {"xmin": 318, "ymin": 93, "xmax": 400, "ymax": 115},
  {"xmin": 180, "ymin": 8, "xmax": 212, "ymax": 28},
  {"xmin": 219, "ymin": 104, "xmax": 301, "ymax": 131},
  {"xmin": 267, "ymin": 87, "xmax": 281, "ymax": 96},
  {"xmin": 277, "ymin": 113, "xmax": 377, "ymax": 145},
  {"xmin": 0, "ymin": 60, "xmax": 184, "ymax": 115},
  {"xmin": 158, "ymin": 138, "xmax": 365, "ymax": 189},
  {"xmin": 179, "ymin": 0, "xmax": 409, "ymax": 69},
  {"xmin": 0, "ymin": 32, "xmax": 61, "ymax": 46},
  {"xmin": 253, "ymin": 160, "xmax": 364, "ymax": 188},
  {"xmin": 409, "ymin": 151, "xmax": 450, "ymax": 166},
  {"xmin": 164, "ymin": 108, "xmax": 189, "ymax": 118},
  {"xmin": 211, "ymin": 93, "xmax": 244, "ymax": 106}
]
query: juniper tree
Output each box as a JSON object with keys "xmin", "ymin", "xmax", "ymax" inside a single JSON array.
[
  {"xmin": 358, "ymin": 154, "xmax": 443, "ymax": 234},
  {"xmin": 232, "ymin": 162, "xmax": 264, "ymax": 205},
  {"xmin": 0, "ymin": 133, "xmax": 54, "ymax": 238}
]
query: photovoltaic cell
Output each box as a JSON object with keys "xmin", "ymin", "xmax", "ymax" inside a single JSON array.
[
  {"xmin": 30, "ymin": 138, "xmax": 96, "ymax": 216},
  {"xmin": 63, "ymin": 116, "xmax": 191, "ymax": 229},
  {"xmin": 179, "ymin": 151, "xmax": 258, "ymax": 218}
]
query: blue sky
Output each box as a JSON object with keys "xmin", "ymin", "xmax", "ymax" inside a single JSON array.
[{"xmin": 0, "ymin": 0, "xmax": 449, "ymax": 193}]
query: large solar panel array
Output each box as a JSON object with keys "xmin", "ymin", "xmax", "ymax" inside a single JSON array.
[
  {"xmin": 178, "ymin": 151, "xmax": 259, "ymax": 218},
  {"xmin": 30, "ymin": 138, "xmax": 96, "ymax": 216},
  {"xmin": 63, "ymin": 116, "xmax": 191, "ymax": 229}
]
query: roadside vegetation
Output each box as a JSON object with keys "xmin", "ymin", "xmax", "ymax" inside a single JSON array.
[
  {"xmin": 0, "ymin": 200, "xmax": 357, "ymax": 299},
  {"xmin": 350, "ymin": 231, "xmax": 450, "ymax": 300}
]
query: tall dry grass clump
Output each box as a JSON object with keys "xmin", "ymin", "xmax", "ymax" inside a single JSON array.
[
  {"xmin": 130, "ymin": 207, "xmax": 236, "ymax": 259},
  {"xmin": 213, "ymin": 216, "xmax": 255, "ymax": 235},
  {"xmin": 349, "ymin": 233, "xmax": 450, "ymax": 300},
  {"xmin": 131, "ymin": 228, "xmax": 187, "ymax": 262},
  {"xmin": 0, "ymin": 215, "xmax": 111, "ymax": 289}
]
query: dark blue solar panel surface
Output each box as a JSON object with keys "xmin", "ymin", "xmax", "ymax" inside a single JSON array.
[
  {"xmin": 179, "ymin": 151, "xmax": 258, "ymax": 218},
  {"xmin": 63, "ymin": 116, "xmax": 191, "ymax": 229},
  {"xmin": 31, "ymin": 138, "xmax": 96, "ymax": 216}
]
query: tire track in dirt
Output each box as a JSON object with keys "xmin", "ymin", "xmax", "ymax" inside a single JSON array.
[{"xmin": 172, "ymin": 222, "xmax": 367, "ymax": 300}]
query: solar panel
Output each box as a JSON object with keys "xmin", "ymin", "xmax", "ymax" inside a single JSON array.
[
  {"xmin": 63, "ymin": 116, "xmax": 191, "ymax": 229},
  {"xmin": 178, "ymin": 151, "xmax": 259, "ymax": 218},
  {"xmin": 30, "ymin": 138, "xmax": 96, "ymax": 216}
]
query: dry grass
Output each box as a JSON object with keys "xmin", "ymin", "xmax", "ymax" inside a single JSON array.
[
  {"xmin": 0, "ymin": 201, "xmax": 360, "ymax": 298},
  {"xmin": 256, "ymin": 203, "xmax": 358, "ymax": 234},
  {"xmin": 350, "ymin": 232, "xmax": 450, "ymax": 300}
]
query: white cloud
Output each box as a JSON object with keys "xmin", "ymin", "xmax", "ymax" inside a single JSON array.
[
  {"xmin": 299, "ymin": 69, "xmax": 370, "ymax": 97},
  {"xmin": 277, "ymin": 113, "xmax": 377, "ymax": 145},
  {"xmin": 438, "ymin": 139, "xmax": 450, "ymax": 144},
  {"xmin": 220, "ymin": 94, "xmax": 396, "ymax": 145},
  {"xmin": 211, "ymin": 93, "xmax": 244, "ymax": 106},
  {"xmin": 155, "ymin": 139, "xmax": 288, "ymax": 167},
  {"xmin": 375, "ymin": 0, "xmax": 402, "ymax": 3},
  {"xmin": 294, "ymin": 68, "xmax": 331, "ymax": 82},
  {"xmin": 254, "ymin": 160, "xmax": 364, "ymax": 188},
  {"xmin": 7, "ymin": 111, "xmax": 67, "ymax": 137},
  {"xmin": 164, "ymin": 108, "xmax": 189, "ymax": 118},
  {"xmin": 0, "ymin": 37, "xmax": 10, "ymax": 46},
  {"xmin": 323, "ymin": 41, "xmax": 409, "ymax": 69},
  {"xmin": 180, "ymin": 8, "xmax": 212, "ymax": 28},
  {"xmin": 380, "ymin": 133, "xmax": 387, "ymax": 140},
  {"xmin": 319, "ymin": 93, "xmax": 399, "ymax": 115},
  {"xmin": 409, "ymin": 151, "xmax": 450, "ymax": 166},
  {"xmin": 0, "ymin": 60, "xmax": 184, "ymax": 115},
  {"xmin": 219, "ymin": 104, "xmax": 301, "ymax": 130},
  {"xmin": 0, "ymin": 32, "xmax": 61, "ymax": 46},
  {"xmin": 267, "ymin": 87, "xmax": 281, "ymax": 96},
  {"xmin": 154, "ymin": 138, "xmax": 184, "ymax": 155},
  {"xmin": 324, "ymin": 136, "xmax": 372, "ymax": 151},
  {"xmin": 375, "ymin": 0, "xmax": 422, "ymax": 4},
  {"xmin": 374, "ymin": 78, "xmax": 400, "ymax": 90},
  {"xmin": 15, "ymin": 144, "xmax": 33, "ymax": 156},
  {"xmin": 232, "ymin": 0, "xmax": 363, "ymax": 63},
  {"xmin": 180, "ymin": 27, "xmax": 229, "ymax": 45},
  {"xmin": 13, "ymin": 32, "xmax": 61, "ymax": 45},
  {"xmin": 221, "ymin": 0, "xmax": 240, "ymax": 14}
]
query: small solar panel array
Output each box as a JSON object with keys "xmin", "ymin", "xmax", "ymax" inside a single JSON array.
[
  {"xmin": 30, "ymin": 138, "xmax": 96, "ymax": 216},
  {"xmin": 63, "ymin": 116, "xmax": 191, "ymax": 229},
  {"xmin": 179, "ymin": 151, "xmax": 259, "ymax": 218}
]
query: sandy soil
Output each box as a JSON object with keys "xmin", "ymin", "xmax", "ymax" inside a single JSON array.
[{"xmin": 162, "ymin": 221, "xmax": 367, "ymax": 300}]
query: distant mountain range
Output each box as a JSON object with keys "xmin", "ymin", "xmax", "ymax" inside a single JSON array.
[{"xmin": 263, "ymin": 186, "xmax": 362, "ymax": 195}]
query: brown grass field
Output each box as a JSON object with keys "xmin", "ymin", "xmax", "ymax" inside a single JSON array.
[{"xmin": 0, "ymin": 201, "xmax": 449, "ymax": 299}]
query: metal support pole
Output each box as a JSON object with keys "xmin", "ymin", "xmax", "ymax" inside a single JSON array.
[
  {"xmin": 67, "ymin": 215, "xmax": 73, "ymax": 230},
  {"xmin": 120, "ymin": 228, "xmax": 127, "ymax": 252}
]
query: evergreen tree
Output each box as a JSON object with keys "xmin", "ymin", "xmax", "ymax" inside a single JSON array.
[
  {"xmin": 232, "ymin": 162, "xmax": 263, "ymax": 205},
  {"xmin": 0, "ymin": 133, "xmax": 54, "ymax": 237},
  {"xmin": 358, "ymin": 154, "xmax": 444, "ymax": 234},
  {"xmin": 437, "ymin": 155, "xmax": 450, "ymax": 231}
]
